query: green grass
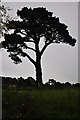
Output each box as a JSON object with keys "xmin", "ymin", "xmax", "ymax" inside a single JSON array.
[{"xmin": 2, "ymin": 87, "xmax": 80, "ymax": 119}]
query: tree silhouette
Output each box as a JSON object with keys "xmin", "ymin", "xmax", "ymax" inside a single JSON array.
[
  {"xmin": 49, "ymin": 79, "xmax": 56, "ymax": 85},
  {"xmin": 0, "ymin": 7, "xmax": 76, "ymax": 87}
]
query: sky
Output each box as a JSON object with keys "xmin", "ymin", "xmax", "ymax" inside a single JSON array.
[
  {"xmin": 0, "ymin": 2, "xmax": 78, "ymax": 84},
  {"xmin": 1, "ymin": 0, "xmax": 79, "ymax": 2}
]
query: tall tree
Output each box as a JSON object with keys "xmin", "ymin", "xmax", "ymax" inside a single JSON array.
[{"xmin": 0, "ymin": 7, "xmax": 76, "ymax": 86}]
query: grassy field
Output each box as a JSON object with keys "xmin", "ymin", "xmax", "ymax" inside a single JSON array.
[{"xmin": 2, "ymin": 87, "xmax": 80, "ymax": 119}]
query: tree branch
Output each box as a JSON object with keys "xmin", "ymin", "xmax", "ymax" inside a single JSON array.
[
  {"xmin": 27, "ymin": 46, "xmax": 35, "ymax": 52},
  {"xmin": 20, "ymin": 31, "xmax": 26, "ymax": 35},
  {"xmin": 25, "ymin": 52, "xmax": 36, "ymax": 66},
  {"xmin": 19, "ymin": 31, "xmax": 35, "ymax": 43},
  {"xmin": 40, "ymin": 43, "xmax": 50, "ymax": 56},
  {"xmin": 40, "ymin": 39, "xmax": 57, "ymax": 56},
  {"xmin": 40, "ymin": 41, "xmax": 54, "ymax": 56},
  {"xmin": 26, "ymin": 40, "xmax": 35, "ymax": 43}
]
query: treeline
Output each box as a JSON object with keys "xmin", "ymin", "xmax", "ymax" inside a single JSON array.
[
  {"xmin": 1, "ymin": 76, "xmax": 36, "ymax": 89},
  {"xmin": 45, "ymin": 79, "xmax": 80, "ymax": 88},
  {"xmin": 1, "ymin": 76, "xmax": 80, "ymax": 89}
]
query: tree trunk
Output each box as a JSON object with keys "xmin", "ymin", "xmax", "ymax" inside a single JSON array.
[
  {"xmin": 35, "ymin": 59, "xmax": 43, "ymax": 87},
  {"xmin": 35, "ymin": 39, "xmax": 43, "ymax": 87}
]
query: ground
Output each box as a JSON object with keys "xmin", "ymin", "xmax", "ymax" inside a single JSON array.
[{"xmin": 2, "ymin": 86, "xmax": 80, "ymax": 119}]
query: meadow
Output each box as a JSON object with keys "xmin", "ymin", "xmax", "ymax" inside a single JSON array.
[{"xmin": 2, "ymin": 87, "xmax": 80, "ymax": 119}]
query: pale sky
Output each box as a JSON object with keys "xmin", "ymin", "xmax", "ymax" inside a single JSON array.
[
  {"xmin": 1, "ymin": 0, "xmax": 79, "ymax": 2},
  {"xmin": 0, "ymin": 2, "xmax": 78, "ymax": 84}
]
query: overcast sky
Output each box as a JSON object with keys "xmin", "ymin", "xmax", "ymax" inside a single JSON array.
[{"xmin": 0, "ymin": 2, "xmax": 78, "ymax": 83}]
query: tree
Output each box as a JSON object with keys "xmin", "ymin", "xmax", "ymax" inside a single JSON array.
[
  {"xmin": 0, "ymin": 7, "xmax": 76, "ymax": 87},
  {"xmin": 49, "ymin": 79, "xmax": 56, "ymax": 85},
  {"xmin": 64, "ymin": 82, "xmax": 71, "ymax": 87},
  {"xmin": 0, "ymin": 2, "xmax": 12, "ymax": 38}
]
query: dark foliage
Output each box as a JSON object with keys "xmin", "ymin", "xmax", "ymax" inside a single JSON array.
[
  {"xmin": 2, "ymin": 76, "xmax": 36, "ymax": 88},
  {"xmin": 1, "ymin": 76, "xmax": 80, "ymax": 89},
  {"xmin": 73, "ymin": 83, "xmax": 80, "ymax": 88}
]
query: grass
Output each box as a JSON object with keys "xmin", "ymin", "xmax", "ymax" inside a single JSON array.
[{"xmin": 2, "ymin": 87, "xmax": 80, "ymax": 119}]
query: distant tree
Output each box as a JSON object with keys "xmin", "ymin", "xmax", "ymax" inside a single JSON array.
[
  {"xmin": 54, "ymin": 82, "xmax": 62, "ymax": 87},
  {"xmin": 17, "ymin": 77, "xmax": 24, "ymax": 87},
  {"xmin": 64, "ymin": 82, "xmax": 71, "ymax": 87},
  {"xmin": 73, "ymin": 83, "xmax": 80, "ymax": 88},
  {"xmin": 49, "ymin": 79, "xmax": 56, "ymax": 85},
  {"xmin": 25, "ymin": 77, "xmax": 36, "ymax": 87},
  {"xmin": 12, "ymin": 77, "xmax": 17, "ymax": 85},
  {"xmin": 0, "ymin": 2, "xmax": 12, "ymax": 38},
  {"xmin": 0, "ymin": 7, "xmax": 76, "ymax": 87}
]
